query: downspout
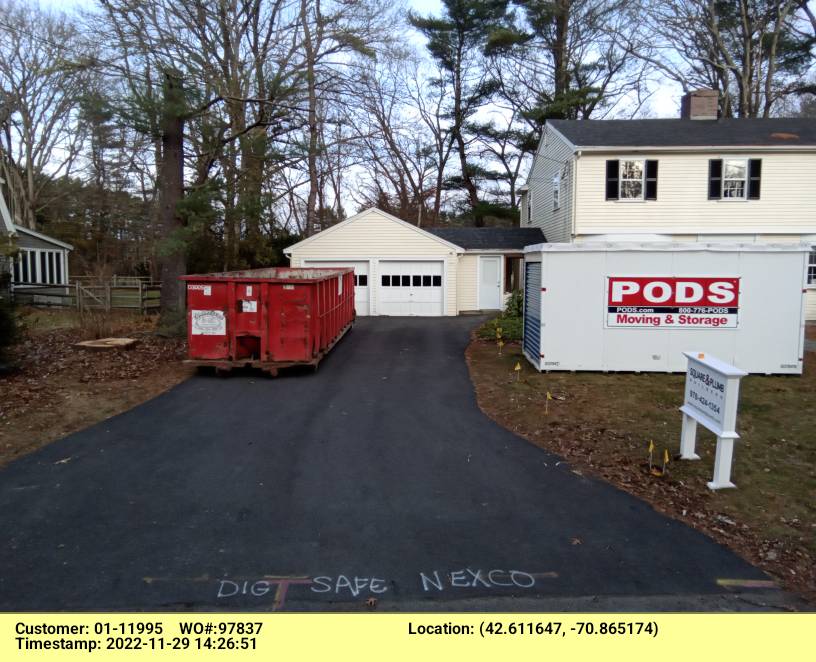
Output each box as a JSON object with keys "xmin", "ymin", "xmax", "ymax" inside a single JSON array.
[{"xmin": 571, "ymin": 151, "xmax": 580, "ymax": 242}]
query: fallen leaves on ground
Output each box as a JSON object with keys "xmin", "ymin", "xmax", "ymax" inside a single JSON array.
[
  {"xmin": 0, "ymin": 315, "xmax": 190, "ymax": 466},
  {"xmin": 466, "ymin": 336, "xmax": 816, "ymax": 605}
]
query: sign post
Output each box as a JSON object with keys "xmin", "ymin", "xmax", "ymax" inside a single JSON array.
[{"xmin": 679, "ymin": 352, "xmax": 747, "ymax": 490}]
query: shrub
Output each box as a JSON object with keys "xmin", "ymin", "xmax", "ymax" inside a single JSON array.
[
  {"xmin": 477, "ymin": 313, "xmax": 523, "ymax": 342},
  {"xmin": 504, "ymin": 289, "xmax": 523, "ymax": 317},
  {"xmin": 0, "ymin": 296, "xmax": 18, "ymax": 361}
]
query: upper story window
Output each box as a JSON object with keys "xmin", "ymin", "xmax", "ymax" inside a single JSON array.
[
  {"xmin": 723, "ymin": 159, "xmax": 747, "ymax": 198},
  {"xmin": 808, "ymin": 248, "xmax": 816, "ymax": 286},
  {"xmin": 709, "ymin": 158, "xmax": 761, "ymax": 200},
  {"xmin": 620, "ymin": 160, "xmax": 643, "ymax": 199},
  {"xmin": 606, "ymin": 160, "xmax": 658, "ymax": 201},
  {"xmin": 552, "ymin": 175, "xmax": 561, "ymax": 210}
]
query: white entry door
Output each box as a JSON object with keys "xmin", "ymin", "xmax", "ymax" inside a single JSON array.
[
  {"xmin": 303, "ymin": 260, "xmax": 369, "ymax": 316},
  {"xmin": 478, "ymin": 256, "xmax": 503, "ymax": 310},
  {"xmin": 377, "ymin": 261, "xmax": 444, "ymax": 316}
]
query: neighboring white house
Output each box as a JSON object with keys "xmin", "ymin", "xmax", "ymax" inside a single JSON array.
[
  {"xmin": 1, "ymin": 181, "xmax": 72, "ymax": 289},
  {"xmin": 284, "ymin": 207, "xmax": 544, "ymax": 316},
  {"xmin": 519, "ymin": 93, "xmax": 816, "ymax": 319}
]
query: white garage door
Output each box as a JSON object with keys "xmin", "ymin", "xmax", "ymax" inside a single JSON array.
[
  {"xmin": 303, "ymin": 260, "xmax": 369, "ymax": 316},
  {"xmin": 378, "ymin": 261, "xmax": 444, "ymax": 316}
]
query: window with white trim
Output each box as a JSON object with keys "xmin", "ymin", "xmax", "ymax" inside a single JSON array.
[
  {"xmin": 619, "ymin": 160, "xmax": 644, "ymax": 199},
  {"xmin": 722, "ymin": 159, "xmax": 747, "ymax": 198},
  {"xmin": 552, "ymin": 174, "xmax": 561, "ymax": 210},
  {"xmin": 808, "ymin": 248, "xmax": 816, "ymax": 285}
]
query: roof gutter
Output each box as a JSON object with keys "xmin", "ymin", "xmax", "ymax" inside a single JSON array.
[{"xmin": 573, "ymin": 144, "xmax": 816, "ymax": 153}]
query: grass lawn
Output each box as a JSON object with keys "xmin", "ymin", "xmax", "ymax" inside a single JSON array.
[{"xmin": 467, "ymin": 319, "xmax": 816, "ymax": 602}]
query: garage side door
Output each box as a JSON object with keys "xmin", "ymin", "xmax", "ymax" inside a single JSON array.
[
  {"xmin": 303, "ymin": 260, "xmax": 369, "ymax": 316},
  {"xmin": 378, "ymin": 261, "xmax": 443, "ymax": 316},
  {"xmin": 523, "ymin": 262, "xmax": 541, "ymax": 360}
]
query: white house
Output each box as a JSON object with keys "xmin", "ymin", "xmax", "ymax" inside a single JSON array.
[
  {"xmin": 519, "ymin": 92, "xmax": 816, "ymax": 319},
  {"xmin": 1, "ymin": 182, "xmax": 72, "ymax": 290},
  {"xmin": 284, "ymin": 207, "xmax": 544, "ymax": 316}
]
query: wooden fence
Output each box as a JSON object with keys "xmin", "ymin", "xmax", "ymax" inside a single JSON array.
[{"xmin": 13, "ymin": 281, "xmax": 161, "ymax": 313}]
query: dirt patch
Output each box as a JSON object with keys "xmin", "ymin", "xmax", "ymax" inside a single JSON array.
[
  {"xmin": 466, "ymin": 335, "xmax": 816, "ymax": 604},
  {"xmin": 0, "ymin": 309, "xmax": 192, "ymax": 467}
]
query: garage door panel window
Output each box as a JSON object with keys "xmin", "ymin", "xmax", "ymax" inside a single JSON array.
[
  {"xmin": 382, "ymin": 273, "xmax": 443, "ymax": 287},
  {"xmin": 355, "ymin": 275, "xmax": 368, "ymax": 287}
]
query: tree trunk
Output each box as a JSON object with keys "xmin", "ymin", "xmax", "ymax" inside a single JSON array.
[
  {"xmin": 301, "ymin": 0, "xmax": 320, "ymax": 237},
  {"xmin": 453, "ymin": 40, "xmax": 481, "ymax": 225},
  {"xmin": 239, "ymin": 127, "xmax": 267, "ymax": 266},
  {"xmin": 157, "ymin": 70, "xmax": 186, "ymax": 324}
]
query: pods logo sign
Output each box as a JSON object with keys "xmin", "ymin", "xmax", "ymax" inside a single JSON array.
[{"xmin": 606, "ymin": 277, "xmax": 740, "ymax": 329}]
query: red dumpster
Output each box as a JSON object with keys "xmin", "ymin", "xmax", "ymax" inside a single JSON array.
[{"xmin": 180, "ymin": 267, "xmax": 355, "ymax": 375}]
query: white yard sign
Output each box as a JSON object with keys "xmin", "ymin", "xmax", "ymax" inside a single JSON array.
[{"xmin": 679, "ymin": 352, "xmax": 747, "ymax": 490}]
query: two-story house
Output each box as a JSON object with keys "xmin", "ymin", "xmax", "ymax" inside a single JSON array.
[{"xmin": 519, "ymin": 91, "xmax": 816, "ymax": 319}]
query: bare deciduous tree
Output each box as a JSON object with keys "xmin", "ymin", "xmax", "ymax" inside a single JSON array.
[{"xmin": 0, "ymin": 0, "xmax": 89, "ymax": 227}]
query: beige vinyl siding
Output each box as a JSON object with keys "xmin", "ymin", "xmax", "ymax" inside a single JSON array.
[
  {"xmin": 456, "ymin": 254, "xmax": 479, "ymax": 312},
  {"xmin": 806, "ymin": 291, "xmax": 816, "ymax": 320},
  {"xmin": 287, "ymin": 209, "xmax": 460, "ymax": 316},
  {"xmin": 574, "ymin": 151, "xmax": 816, "ymax": 235},
  {"xmin": 525, "ymin": 124, "xmax": 574, "ymax": 242}
]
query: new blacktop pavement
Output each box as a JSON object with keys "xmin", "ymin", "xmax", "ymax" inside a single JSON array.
[{"xmin": 0, "ymin": 317, "xmax": 804, "ymax": 611}]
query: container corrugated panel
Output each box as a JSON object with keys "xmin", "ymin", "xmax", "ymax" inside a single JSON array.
[
  {"xmin": 523, "ymin": 261, "xmax": 541, "ymax": 366},
  {"xmin": 522, "ymin": 242, "xmax": 808, "ymax": 374},
  {"xmin": 180, "ymin": 267, "xmax": 355, "ymax": 375}
]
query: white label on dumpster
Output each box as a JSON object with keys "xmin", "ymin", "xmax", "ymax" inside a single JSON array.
[
  {"xmin": 246, "ymin": 285, "xmax": 253, "ymax": 296},
  {"xmin": 241, "ymin": 300, "xmax": 257, "ymax": 313},
  {"xmin": 191, "ymin": 309, "xmax": 226, "ymax": 335},
  {"xmin": 187, "ymin": 284, "xmax": 212, "ymax": 296},
  {"xmin": 606, "ymin": 276, "xmax": 739, "ymax": 329}
]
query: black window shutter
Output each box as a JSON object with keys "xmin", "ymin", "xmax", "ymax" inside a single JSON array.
[
  {"xmin": 748, "ymin": 159, "xmax": 762, "ymax": 199},
  {"xmin": 605, "ymin": 160, "xmax": 619, "ymax": 200},
  {"xmin": 708, "ymin": 159, "xmax": 723, "ymax": 199},
  {"xmin": 645, "ymin": 160, "xmax": 658, "ymax": 200}
]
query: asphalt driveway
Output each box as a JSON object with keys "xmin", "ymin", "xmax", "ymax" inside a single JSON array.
[{"xmin": 0, "ymin": 317, "xmax": 795, "ymax": 611}]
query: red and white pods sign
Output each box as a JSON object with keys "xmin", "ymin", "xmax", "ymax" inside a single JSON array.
[{"xmin": 606, "ymin": 277, "xmax": 740, "ymax": 329}]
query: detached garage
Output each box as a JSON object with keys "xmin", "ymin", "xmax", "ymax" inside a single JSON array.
[{"xmin": 284, "ymin": 208, "xmax": 545, "ymax": 316}]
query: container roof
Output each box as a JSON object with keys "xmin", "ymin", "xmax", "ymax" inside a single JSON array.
[
  {"xmin": 524, "ymin": 241, "xmax": 812, "ymax": 253},
  {"xmin": 548, "ymin": 118, "xmax": 816, "ymax": 148},
  {"xmin": 425, "ymin": 227, "xmax": 546, "ymax": 251}
]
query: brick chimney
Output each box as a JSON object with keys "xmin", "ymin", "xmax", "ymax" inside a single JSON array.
[{"xmin": 680, "ymin": 89, "xmax": 719, "ymax": 120}]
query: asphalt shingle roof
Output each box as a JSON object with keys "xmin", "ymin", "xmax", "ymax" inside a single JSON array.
[
  {"xmin": 426, "ymin": 227, "xmax": 546, "ymax": 250},
  {"xmin": 548, "ymin": 118, "xmax": 816, "ymax": 148}
]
